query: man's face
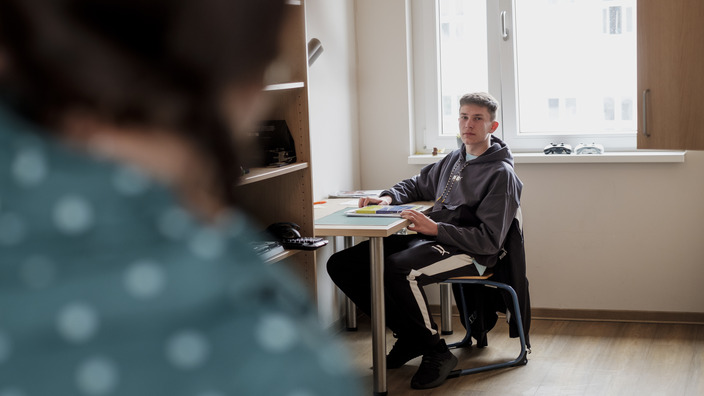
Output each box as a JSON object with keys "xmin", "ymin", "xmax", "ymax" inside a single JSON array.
[{"xmin": 458, "ymin": 104, "xmax": 499, "ymax": 147}]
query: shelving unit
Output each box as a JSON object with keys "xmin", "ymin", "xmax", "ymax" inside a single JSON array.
[{"xmin": 235, "ymin": 1, "xmax": 316, "ymax": 297}]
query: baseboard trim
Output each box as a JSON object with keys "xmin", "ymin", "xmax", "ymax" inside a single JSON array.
[
  {"xmin": 531, "ymin": 308, "xmax": 704, "ymax": 325},
  {"xmin": 429, "ymin": 305, "xmax": 704, "ymax": 325}
]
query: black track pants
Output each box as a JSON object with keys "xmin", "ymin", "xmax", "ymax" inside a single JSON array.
[{"xmin": 327, "ymin": 234, "xmax": 480, "ymax": 349}]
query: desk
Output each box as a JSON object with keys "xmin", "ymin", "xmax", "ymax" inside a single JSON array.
[{"xmin": 314, "ymin": 199, "xmax": 425, "ymax": 396}]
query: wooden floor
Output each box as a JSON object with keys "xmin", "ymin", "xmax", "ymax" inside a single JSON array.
[{"xmin": 337, "ymin": 314, "xmax": 704, "ymax": 395}]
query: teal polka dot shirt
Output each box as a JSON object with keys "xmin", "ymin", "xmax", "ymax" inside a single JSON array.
[{"xmin": 0, "ymin": 107, "xmax": 361, "ymax": 396}]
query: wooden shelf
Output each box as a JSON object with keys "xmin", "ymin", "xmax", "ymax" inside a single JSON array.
[
  {"xmin": 239, "ymin": 162, "xmax": 308, "ymax": 186},
  {"xmin": 264, "ymin": 82, "xmax": 305, "ymax": 91},
  {"xmin": 264, "ymin": 249, "xmax": 299, "ymax": 264}
]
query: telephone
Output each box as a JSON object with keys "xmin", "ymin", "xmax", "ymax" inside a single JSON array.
[
  {"xmin": 266, "ymin": 222, "xmax": 302, "ymax": 240},
  {"xmin": 265, "ymin": 222, "xmax": 328, "ymax": 250}
]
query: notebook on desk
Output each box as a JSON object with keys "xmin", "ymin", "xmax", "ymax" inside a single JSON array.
[{"xmin": 344, "ymin": 204, "xmax": 426, "ymax": 217}]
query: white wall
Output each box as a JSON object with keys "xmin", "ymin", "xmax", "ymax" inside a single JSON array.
[
  {"xmin": 354, "ymin": 0, "xmax": 704, "ymax": 314},
  {"xmin": 518, "ymin": 156, "xmax": 704, "ymax": 312},
  {"xmin": 306, "ymin": 0, "xmax": 360, "ymax": 202},
  {"xmin": 355, "ymin": 0, "xmax": 417, "ymax": 187},
  {"xmin": 305, "ymin": 0, "xmax": 360, "ymax": 327}
]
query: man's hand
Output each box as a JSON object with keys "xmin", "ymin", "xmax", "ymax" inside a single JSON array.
[
  {"xmin": 359, "ymin": 195, "xmax": 392, "ymax": 207},
  {"xmin": 401, "ymin": 209, "xmax": 438, "ymax": 236}
]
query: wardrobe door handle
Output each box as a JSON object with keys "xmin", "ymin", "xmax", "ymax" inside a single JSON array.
[{"xmin": 642, "ymin": 89, "xmax": 651, "ymax": 137}]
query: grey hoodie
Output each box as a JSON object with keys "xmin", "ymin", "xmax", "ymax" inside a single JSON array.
[{"xmin": 381, "ymin": 135, "xmax": 522, "ymax": 268}]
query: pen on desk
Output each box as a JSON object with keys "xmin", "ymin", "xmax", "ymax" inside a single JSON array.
[{"xmin": 313, "ymin": 200, "xmax": 327, "ymax": 205}]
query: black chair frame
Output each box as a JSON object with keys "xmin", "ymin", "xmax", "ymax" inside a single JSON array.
[{"xmin": 441, "ymin": 276, "xmax": 528, "ymax": 378}]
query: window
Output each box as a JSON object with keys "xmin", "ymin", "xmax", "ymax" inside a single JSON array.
[{"xmin": 411, "ymin": 0, "xmax": 637, "ymax": 153}]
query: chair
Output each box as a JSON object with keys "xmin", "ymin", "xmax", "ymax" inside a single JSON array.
[
  {"xmin": 439, "ymin": 274, "xmax": 529, "ymax": 378},
  {"xmin": 438, "ymin": 206, "xmax": 530, "ymax": 378}
]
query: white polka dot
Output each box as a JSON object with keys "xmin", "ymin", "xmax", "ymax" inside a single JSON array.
[
  {"xmin": 158, "ymin": 207, "xmax": 192, "ymax": 240},
  {"xmin": 0, "ymin": 387, "xmax": 27, "ymax": 396},
  {"xmin": 75, "ymin": 356, "xmax": 119, "ymax": 395},
  {"xmin": 0, "ymin": 330, "xmax": 12, "ymax": 364},
  {"xmin": 188, "ymin": 229, "xmax": 225, "ymax": 260},
  {"xmin": 165, "ymin": 330, "xmax": 211, "ymax": 370},
  {"xmin": 195, "ymin": 391, "xmax": 226, "ymax": 396},
  {"xmin": 286, "ymin": 390, "xmax": 316, "ymax": 396},
  {"xmin": 255, "ymin": 314, "xmax": 299, "ymax": 353},
  {"xmin": 112, "ymin": 166, "xmax": 150, "ymax": 196},
  {"xmin": 124, "ymin": 260, "xmax": 166, "ymax": 299},
  {"xmin": 0, "ymin": 213, "xmax": 26, "ymax": 245},
  {"xmin": 53, "ymin": 195, "xmax": 94, "ymax": 235},
  {"xmin": 19, "ymin": 255, "xmax": 56, "ymax": 289},
  {"xmin": 57, "ymin": 302, "xmax": 99, "ymax": 343},
  {"xmin": 12, "ymin": 147, "xmax": 47, "ymax": 187}
]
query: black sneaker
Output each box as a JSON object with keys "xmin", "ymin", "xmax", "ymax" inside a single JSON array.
[
  {"xmin": 410, "ymin": 339, "xmax": 458, "ymax": 389},
  {"xmin": 386, "ymin": 338, "xmax": 425, "ymax": 369}
]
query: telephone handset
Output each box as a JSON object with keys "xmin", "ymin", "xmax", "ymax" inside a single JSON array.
[{"xmin": 266, "ymin": 222, "xmax": 302, "ymax": 240}]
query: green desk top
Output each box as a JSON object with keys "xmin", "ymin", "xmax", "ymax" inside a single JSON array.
[{"xmin": 315, "ymin": 208, "xmax": 402, "ymax": 226}]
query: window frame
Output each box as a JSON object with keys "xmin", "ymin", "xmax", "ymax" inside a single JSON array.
[{"xmin": 410, "ymin": 0, "xmax": 638, "ymax": 154}]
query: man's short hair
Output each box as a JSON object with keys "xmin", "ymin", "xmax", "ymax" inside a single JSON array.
[{"xmin": 459, "ymin": 92, "xmax": 499, "ymax": 121}]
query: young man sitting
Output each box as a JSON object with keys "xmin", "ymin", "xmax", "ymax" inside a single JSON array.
[{"xmin": 327, "ymin": 92, "xmax": 523, "ymax": 389}]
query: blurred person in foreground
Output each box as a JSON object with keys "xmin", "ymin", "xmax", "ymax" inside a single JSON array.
[{"xmin": 0, "ymin": 0, "xmax": 360, "ymax": 395}]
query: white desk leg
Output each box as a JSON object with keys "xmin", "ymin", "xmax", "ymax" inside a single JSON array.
[
  {"xmin": 369, "ymin": 237, "xmax": 387, "ymax": 395},
  {"xmin": 344, "ymin": 236, "xmax": 357, "ymax": 331}
]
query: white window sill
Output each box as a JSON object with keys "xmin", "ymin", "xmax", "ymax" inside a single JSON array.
[{"xmin": 408, "ymin": 151, "xmax": 686, "ymax": 165}]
